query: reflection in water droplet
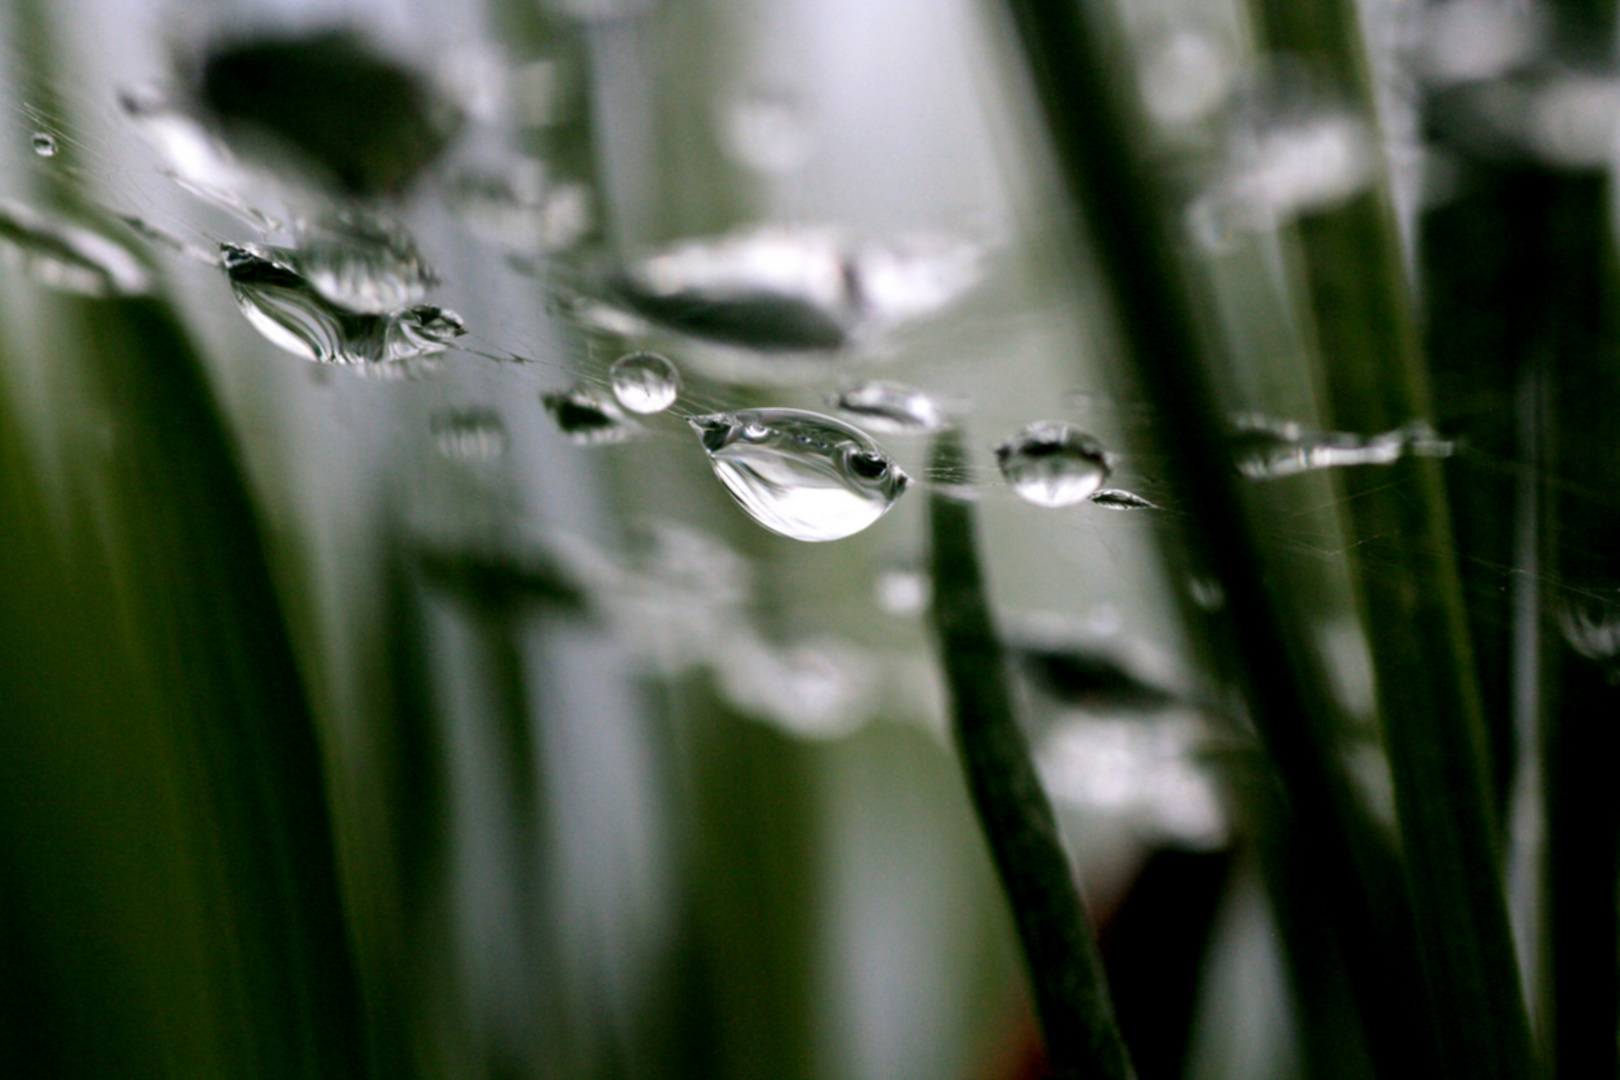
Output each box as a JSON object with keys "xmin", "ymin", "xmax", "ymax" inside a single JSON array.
[
  {"xmin": 222, "ymin": 243, "xmax": 463, "ymax": 365},
  {"xmin": 543, "ymin": 385, "xmax": 639, "ymax": 445},
  {"xmin": 831, "ymin": 380, "xmax": 945, "ymax": 434},
  {"xmin": 0, "ymin": 199, "xmax": 150, "ymax": 296},
  {"xmin": 431, "ymin": 407, "xmax": 509, "ymax": 463},
  {"xmin": 609, "ymin": 352, "xmax": 680, "ymax": 414},
  {"xmin": 1230, "ymin": 414, "xmax": 1452, "ymax": 479},
  {"xmin": 719, "ymin": 86, "xmax": 813, "ymax": 173},
  {"xmin": 31, "ymin": 132, "xmax": 58, "ymax": 157},
  {"xmin": 689, "ymin": 408, "xmax": 910, "ymax": 542},
  {"xmin": 280, "ymin": 212, "xmax": 434, "ymax": 314},
  {"xmin": 1089, "ymin": 488, "xmax": 1158, "ymax": 511},
  {"xmin": 996, "ymin": 421, "xmax": 1111, "ymax": 507}
]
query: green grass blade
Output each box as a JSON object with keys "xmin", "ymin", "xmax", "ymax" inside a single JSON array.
[{"xmin": 927, "ymin": 430, "xmax": 1135, "ymax": 1080}]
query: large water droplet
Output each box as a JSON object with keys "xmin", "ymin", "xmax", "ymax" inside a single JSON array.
[
  {"xmin": 31, "ymin": 132, "xmax": 58, "ymax": 157},
  {"xmin": 1230, "ymin": 414, "xmax": 1452, "ymax": 479},
  {"xmin": 543, "ymin": 385, "xmax": 639, "ymax": 445},
  {"xmin": 222, "ymin": 243, "xmax": 463, "ymax": 365},
  {"xmin": 431, "ymin": 407, "xmax": 509, "ymax": 463},
  {"xmin": 689, "ymin": 408, "xmax": 910, "ymax": 542},
  {"xmin": 0, "ymin": 199, "xmax": 150, "ymax": 296},
  {"xmin": 995, "ymin": 421, "xmax": 1111, "ymax": 507},
  {"xmin": 830, "ymin": 380, "xmax": 945, "ymax": 434},
  {"xmin": 278, "ymin": 212, "xmax": 435, "ymax": 314},
  {"xmin": 609, "ymin": 351, "xmax": 680, "ymax": 414}
]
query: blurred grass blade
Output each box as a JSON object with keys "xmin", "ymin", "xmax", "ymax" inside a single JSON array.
[
  {"xmin": 986, "ymin": 0, "xmax": 1474, "ymax": 1076},
  {"xmin": 0, "ymin": 294, "xmax": 365, "ymax": 1079},
  {"xmin": 927, "ymin": 430, "xmax": 1135, "ymax": 1080}
]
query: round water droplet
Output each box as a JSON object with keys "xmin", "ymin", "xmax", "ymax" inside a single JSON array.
[
  {"xmin": 689, "ymin": 408, "xmax": 910, "ymax": 542},
  {"xmin": 830, "ymin": 380, "xmax": 945, "ymax": 433},
  {"xmin": 609, "ymin": 351, "xmax": 681, "ymax": 414},
  {"xmin": 31, "ymin": 132, "xmax": 58, "ymax": 157},
  {"xmin": 543, "ymin": 385, "xmax": 639, "ymax": 445},
  {"xmin": 431, "ymin": 407, "xmax": 509, "ymax": 463},
  {"xmin": 1089, "ymin": 488, "xmax": 1158, "ymax": 511},
  {"xmin": 0, "ymin": 199, "xmax": 150, "ymax": 296},
  {"xmin": 995, "ymin": 421, "xmax": 1111, "ymax": 508}
]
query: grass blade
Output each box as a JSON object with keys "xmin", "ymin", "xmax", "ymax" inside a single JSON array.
[{"xmin": 928, "ymin": 430, "xmax": 1135, "ymax": 1080}]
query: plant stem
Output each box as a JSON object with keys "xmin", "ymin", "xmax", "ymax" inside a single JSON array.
[{"xmin": 927, "ymin": 430, "xmax": 1134, "ymax": 1080}]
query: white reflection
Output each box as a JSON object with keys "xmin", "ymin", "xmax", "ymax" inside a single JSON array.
[
  {"xmin": 1139, "ymin": 30, "xmax": 1232, "ymax": 128},
  {"xmin": 1422, "ymin": 0, "xmax": 1543, "ymax": 86}
]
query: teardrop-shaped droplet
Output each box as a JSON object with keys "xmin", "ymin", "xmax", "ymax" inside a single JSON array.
[
  {"xmin": 1089, "ymin": 488, "xmax": 1158, "ymax": 511},
  {"xmin": 0, "ymin": 199, "xmax": 150, "ymax": 296},
  {"xmin": 689, "ymin": 408, "xmax": 910, "ymax": 542},
  {"xmin": 431, "ymin": 407, "xmax": 509, "ymax": 463},
  {"xmin": 222, "ymin": 243, "xmax": 462, "ymax": 365},
  {"xmin": 995, "ymin": 421, "xmax": 1111, "ymax": 508},
  {"xmin": 31, "ymin": 132, "xmax": 58, "ymax": 157},
  {"xmin": 830, "ymin": 380, "xmax": 945, "ymax": 434},
  {"xmin": 609, "ymin": 351, "xmax": 681, "ymax": 414},
  {"xmin": 543, "ymin": 385, "xmax": 639, "ymax": 445}
]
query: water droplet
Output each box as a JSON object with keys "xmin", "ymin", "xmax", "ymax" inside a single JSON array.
[
  {"xmin": 31, "ymin": 132, "xmax": 58, "ymax": 157},
  {"xmin": 830, "ymin": 380, "xmax": 945, "ymax": 434},
  {"xmin": 995, "ymin": 421, "xmax": 1111, "ymax": 508},
  {"xmin": 1230, "ymin": 414, "xmax": 1452, "ymax": 479},
  {"xmin": 0, "ymin": 199, "xmax": 150, "ymax": 296},
  {"xmin": 543, "ymin": 385, "xmax": 639, "ymax": 445},
  {"xmin": 280, "ymin": 212, "xmax": 435, "ymax": 314},
  {"xmin": 689, "ymin": 408, "xmax": 910, "ymax": 542},
  {"xmin": 609, "ymin": 352, "xmax": 681, "ymax": 414},
  {"xmin": 718, "ymin": 86, "xmax": 813, "ymax": 173},
  {"xmin": 431, "ymin": 407, "xmax": 509, "ymax": 463},
  {"xmin": 1138, "ymin": 31, "xmax": 1231, "ymax": 128},
  {"xmin": 1089, "ymin": 488, "xmax": 1158, "ymax": 511},
  {"xmin": 222, "ymin": 243, "xmax": 463, "ymax": 365}
]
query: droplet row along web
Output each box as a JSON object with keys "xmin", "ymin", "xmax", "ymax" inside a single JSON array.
[{"xmin": 0, "ymin": 29, "xmax": 1480, "ymax": 549}]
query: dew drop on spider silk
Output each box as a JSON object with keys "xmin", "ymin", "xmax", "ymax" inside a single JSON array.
[
  {"xmin": 995, "ymin": 421, "xmax": 1110, "ymax": 507},
  {"xmin": 689, "ymin": 408, "xmax": 910, "ymax": 542},
  {"xmin": 609, "ymin": 351, "xmax": 681, "ymax": 414},
  {"xmin": 31, "ymin": 132, "xmax": 58, "ymax": 157}
]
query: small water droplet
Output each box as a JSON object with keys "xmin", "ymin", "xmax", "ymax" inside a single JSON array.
[
  {"xmin": 609, "ymin": 351, "xmax": 681, "ymax": 414},
  {"xmin": 1089, "ymin": 488, "xmax": 1158, "ymax": 511},
  {"xmin": 0, "ymin": 199, "xmax": 150, "ymax": 296},
  {"xmin": 431, "ymin": 407, "xmax": 509, "ymax": 462},
  {"xmin": 31, "ymin": 132, "xmax": 58, "ymax": 157},
  {"xmin": 222, "ymin": 243, "xmax": 463, "ymax": 366},
  {"xmin": 1230, "ymin": 414, "xmax": 1452, "ymax": 479},
  {"xmin": 689, "ymin": 408, "xmax": 910, "ymax": 542},
  {"xmin": 830, "ymin": 380, "xmax": 945, "ymax": 433},
  {"xmin": 543, "ymin": 385, "xmax": 639, "ymax": 445},
  {"xmin": 996, "ymin": 422, "xmax": 1111, "ymax": 508}
]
